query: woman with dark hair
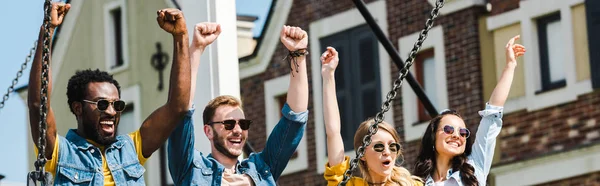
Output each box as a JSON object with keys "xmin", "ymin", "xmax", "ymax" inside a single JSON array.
[
  {"xmin": 414, "ymin": 35, "xmax": 526, "ymax": 186},
  {"xmin": 321, "ymin": 47, "xmax": 423, "ymax": 186}
]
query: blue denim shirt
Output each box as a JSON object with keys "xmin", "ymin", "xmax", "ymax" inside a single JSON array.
[
  {"xmin": 168, "ymin": 103, "xmax": 308, "ymax": 186},
  {"xmin": 424, "ymin": 103, "xmax": 503, "ymax": 186},
  {"xmin": 54, "ymin": 129, "xmax": 146, "ymax": 185}
]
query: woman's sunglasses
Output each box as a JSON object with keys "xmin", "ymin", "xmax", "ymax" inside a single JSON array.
[
  {"xmin": 373, "ymin": 142, "xmax": 401, "ymax": 153},
  {"xmin": 207, "ymin": 119, "xmax": 252, "ymax": 130},
  {"xmin": 82, "ymin": 99, "xmax": 126, "ymax": 112},
  {"xmin": 440, "ymin": 125, "xmax": 470, "ymax": 138}
]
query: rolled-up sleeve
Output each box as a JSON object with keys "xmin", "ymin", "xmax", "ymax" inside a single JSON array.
[
  {"xmin": 469, "ymin": 103, "xmax": 503, "ymax": 185},
  {"xmin": 259, "ymin": 103, "xmax": 308, "ymax": 180}
]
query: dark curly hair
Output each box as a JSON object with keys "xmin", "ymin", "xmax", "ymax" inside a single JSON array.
[
  {"xmin": 413, "ymin": 109, "xmax": 478, "ymax": 186},
  {"xmin": 66, "ymin": 69, "xmax": 121, "ymax": 114}
]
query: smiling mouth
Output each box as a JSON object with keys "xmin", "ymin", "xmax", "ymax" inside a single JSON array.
[{"xmin": 100, "ymin": 120, "xmax": 115, "ymax": 134}]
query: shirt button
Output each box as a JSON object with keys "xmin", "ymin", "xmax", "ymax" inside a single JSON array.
[
  {"xmin": 74, "ymin": 173, "xmax": 79, "ymax": 180},
  {"xmin": 90, "ymin": 149, "xmax": 95, "ymax": 153},
  {"xmin": 265, "ymin": 170, "xmax": 268, "ymax": 173}
]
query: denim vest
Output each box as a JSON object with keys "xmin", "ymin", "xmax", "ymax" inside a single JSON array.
[
  {"xmin": 53, "ymin": 129, "xmax": 146, "ymax": 185},
  {"xmin": 169, "ymin": 103, "xmax": 308, "ymax": 185}
]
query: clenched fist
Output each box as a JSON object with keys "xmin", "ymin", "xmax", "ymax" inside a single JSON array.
[
  {"xmin": 280, "ymin": 25, "xmax": 308, "ymax": 51},
  {"xmin": 192, "ymin": 22, "xmax": 221, "ymax": 49},
  {"xmin": 321, "ymin": 47, "xmax": 339, "ymax": 76},
  {"xmin": 156, "ymin": 9, "xmax": 187, "ymax": 36},
  {"xmin": 49, "ymin": 2, "xmax": 70, "ymax": 28}
]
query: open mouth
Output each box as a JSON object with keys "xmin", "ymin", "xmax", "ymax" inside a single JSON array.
[
  {"xmin": 382, "ymin": 160, "xmax": 392, "ymax": 167},
  {"xmin": 100, "ymin": 120, "xmax": 115, "ymax": 135},
  {"xmin": 228, "ymin": 138, "xmax": 243, "ymax": 147},
  {"xmin": 446, "ymin": 141, "xmax": 461, "ymax": 147}
]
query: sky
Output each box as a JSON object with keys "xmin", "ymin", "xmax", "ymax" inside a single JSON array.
[{"xmin": 0, "ymin": 0, "xmax": 270, "ymax": 184}]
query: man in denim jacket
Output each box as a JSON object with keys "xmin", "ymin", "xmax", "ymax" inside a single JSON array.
[
  {"xmin": 27, "ymin": 4, "xmax": 191, "ymax": 185},
  {"xmin": 168, "ymin": 24, "xmax": 309, "ymax": 185}
]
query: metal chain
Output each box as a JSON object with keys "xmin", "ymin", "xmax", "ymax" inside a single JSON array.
[
  {"xmin": 31, "ymin": 0, "xmax": 53, "ymax": 185},
  {"xmin": 339, "ymin": 0, "xmax": 445, "ymax": 185},
  {"xmin": 0, "ymin": 41, "xmax": 37, "ymax": 111}
]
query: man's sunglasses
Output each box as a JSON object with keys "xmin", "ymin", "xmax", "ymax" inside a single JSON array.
[
  {"xmin": 207, "ymin": 119, "xmax": 252, "ymax": 130},
  {"xmin": 82, "ymin": 99, "xmax": 126, "ymax": 112},
  {"xmin": 440, "ymin": 125, "xmax": 470, "ymax": 138},
  {"xmin": 373, "ymin": 142, "xmax": 401, "ymax": 153}
]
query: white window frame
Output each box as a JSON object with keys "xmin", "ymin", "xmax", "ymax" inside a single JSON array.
[
  {"xmin": 118, "ymin": 84, "xmax": 142, "ymax": 135},
  {"xmin": 309, "ymin": 0, "xmax": 393, "ymax": 173},
  {"xmin": 491, "ymin": 144, "xmax": 600, "ymax": 185},
  {"xmin": 486, "ymin": 0, "xmax": 591, "ymax": 113},
  {"xmin": 264, "ymin": 74, "xmax": 308, "ymax": 175},
  {"xmin": 103, "ymin": 0, "xmax": 130, "ymax": 74},
  {"xmin": 399, "ymin": 26, "xmax": 448, "ymax": 142}
]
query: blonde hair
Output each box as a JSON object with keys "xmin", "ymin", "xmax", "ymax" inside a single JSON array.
[
  {"xmin": 202, "ymin": 95, "xmax": 242, "ymax": 124},
  {"xmin": 353, "ymin": 119, "xmax": 423, "ymax": 186}
]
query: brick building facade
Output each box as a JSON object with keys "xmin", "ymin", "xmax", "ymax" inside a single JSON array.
[{"xmin": 238, "ymin": 0, "xmax": 599, "ymax": 185}]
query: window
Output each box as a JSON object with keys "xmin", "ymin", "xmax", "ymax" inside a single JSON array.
[
  {"xmin": 117, "ymin": 104, "xmax": 135, "ymax": 135},
  {"xmin": 537, "ymin": 12, "xmax": 566, "ymax": 93},
  {"xmin": 320, "ymin": 25, "xmax": 380, "ymax": 151},
  {"xmin": 104, "ymin": 0, "xmax": 128, "ymax": 73},
  {"xmin": 414, "ymin": 49, "xmax": 437, "ymax": 122}
]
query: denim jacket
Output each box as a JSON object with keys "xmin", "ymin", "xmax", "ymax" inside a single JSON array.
[
  {"xmin": 54, "ymin": 129, "xmax": 146, "ymax": 185},
  {"xmin": 424, "ymin": 103, "xmax": 503, "ymax": 186},
  {"xmin": 168, "ymin": 103, "xmax": 308, "ymax": 186}
]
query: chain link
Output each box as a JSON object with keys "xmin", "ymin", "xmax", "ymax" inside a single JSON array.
[
  {"xmin": 339, "ymin": 0, "xmax": 444, "ymax": 185},
  {"xmin": 0, "ymin": 41, "xmax": 37, "ymax": 111}
]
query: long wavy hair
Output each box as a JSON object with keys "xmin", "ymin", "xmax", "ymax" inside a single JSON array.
[
  {"xmin": 354, "ymin": 119, "xmax": 422, "ymax": 186},
  {"xmin": 413, "ymin": 110, "xmax": 478, "ymax": 186}
]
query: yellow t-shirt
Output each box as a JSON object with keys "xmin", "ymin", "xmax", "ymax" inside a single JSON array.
[
  {"xmin": 324, "ymin": 156, "xmax": 423, "ymax": 186},
  {"xmin": 43, "ymin": 131, "xmax": 147, "ymax": 186}
]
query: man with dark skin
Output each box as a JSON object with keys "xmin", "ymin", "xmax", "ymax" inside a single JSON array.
[{"xmin": 27, "ymin": 2, "xmax": 190, "ymax": 185}]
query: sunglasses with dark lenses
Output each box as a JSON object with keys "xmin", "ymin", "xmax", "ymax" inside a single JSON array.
[
  {"xmin": 441, "ymin": 125, "xmax": 470, "ymax": 138},
  {"xmin": 207, "ymin": 119, "xmax": 252, "ymax": 130},
  {"xmin": 83, "ymin": 99, "xmax": 126, "ymax": 112},
  {"xmin": 373, "ymin": 142, "xmax": 401, "ymax": 153}
]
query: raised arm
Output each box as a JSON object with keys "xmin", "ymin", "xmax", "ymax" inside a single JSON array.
[
  {"xmin": 489, "ymin": 35, "xmax": 526, "ymax": 106},
  {"xmin": 28, "ymin": 3, "xmax": 70, "ymax": 159},
  {"xmin": 167, "ymin": 22, "xmax": 220, "ymax": 183},
  {"xmin": 188, "ymin": 23, "xmax": 221, "ymax": 108},
  {"xmin": 139, "ymin": 9, "xmax": 190, "ymax": 157},
  {"xmin": 321, "ymin": 47, "xmax": 345, "ymax": 166},
  {"xmin": 280, "ymin": 25, "xmax": 309, "ymax": 112}
]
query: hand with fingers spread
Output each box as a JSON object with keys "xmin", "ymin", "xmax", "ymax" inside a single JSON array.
[
  {"xmin": 49, "ymin": 2, "xmax": 70, "ymax": 28},
  {"xmin": 192, "ymin": 22, "xmax": 221, "ymax": 50},
  {"xmin": 221, "ymin": 172, "xmax": 255, "ymax": 186},
  {"xmin": 505, "ymin": 35, "xmax": 526, "ymax": 68},
  {"xmin": 280, "ymin": 25, "xmax": 308, "ymax": 51},
  {"xmin": 320, "ymin": 47, "xmax": 339, "ymax": 76},
  {"xmin": 156, "ymin": 8, "xmax": 187, "ymax": 36}
]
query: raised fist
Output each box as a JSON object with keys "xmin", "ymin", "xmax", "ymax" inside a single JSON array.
[
  {"xmin": 156, "ymin": 9, "xmax": 187, "ymax": 36},
  {"xmin": 192, "ymin": 22, "xmax": 221, "ymax": 49},
  {"xmin": 280, "ymin": 25, "xmax": 308, "ymax": 51},
  {"xmin": 321, "ymin": 47, "xmax": 339, "ymax": 75},
  {"xmin": 49, "ymin": 2, "xmax": 70, "ymax": 28}
]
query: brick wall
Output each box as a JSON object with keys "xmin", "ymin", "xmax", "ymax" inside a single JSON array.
[
  {"xmin": 386, "ymin": 0, "xmax": 487, "ymax": 169},
  {"xmin": 488, "ymin": 0, "xmax": 520, "ymax": 16}
]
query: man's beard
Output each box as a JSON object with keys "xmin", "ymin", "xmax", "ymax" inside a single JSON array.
[
  {"xmin": 213, "ymin": 129, "xmax": 244, "ymax": 159},
  {"xmin": 82, "ymin": 109, "xmax": 117, "ymax": 146}
]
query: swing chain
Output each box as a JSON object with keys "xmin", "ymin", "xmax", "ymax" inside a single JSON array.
[
  {"xmin": 0, "ymin": 41, "xmax": 37, "ymax": 111},
  {"xmin": 29, "ymin": 0, "xmax": 54, "ymax": 185},
  {"xmin": 339, "ymin": 0, "xmax": 444, "ymax": 185}
]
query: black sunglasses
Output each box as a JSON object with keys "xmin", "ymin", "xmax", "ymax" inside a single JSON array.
[
  {"xmin": 207, "ymin": 119, "xmax": 252, "ymax": 130},
  {"xmin": 441, "ymin": 125, "xmax": 470, "ymax": 138},
  {"xmin": 373, "ymin": 142, "xmax": 401, "ymax": 153},
  {"xmin": 83, "ymin": 99, "xmax": 126, "ymax": 112}
]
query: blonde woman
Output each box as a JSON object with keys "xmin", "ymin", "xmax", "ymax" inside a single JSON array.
[{"xmin": 321, "ymin": 47, "xmax": 423, "ymax": 186}]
